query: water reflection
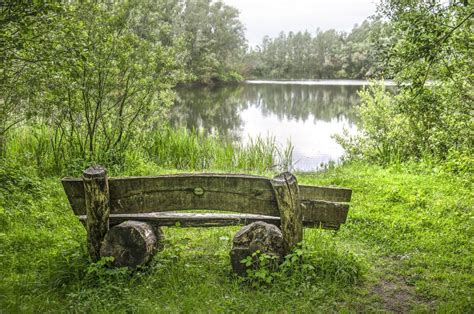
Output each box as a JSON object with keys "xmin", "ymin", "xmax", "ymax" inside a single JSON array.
[
  {"xmin": 240, "ymin": 83, "xmax": 359, "ymax": 123},
  {"xmin": 170, "ymin": 85, "xmax": 248, "ymax": 140},
  {"xmin": 171, "ymin": 82, "xmax": 363, "ymax": 170}
]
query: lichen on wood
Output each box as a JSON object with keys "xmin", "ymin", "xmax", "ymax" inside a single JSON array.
[
  {"xmin": 271, "ymin": 172, "xmax": 303, "ymax": 253},
  {"xmin": 83, "ymin": 166, "xmax": 110, "ymax": 262},
  {"xmin": 230, "ymin": 221, "xmax": 285, "ymax": 276}
]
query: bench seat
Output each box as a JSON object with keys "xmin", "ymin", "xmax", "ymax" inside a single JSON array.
[{"xmin": 78, "ymin": 210, "xmax": 343, "ymax": 229}]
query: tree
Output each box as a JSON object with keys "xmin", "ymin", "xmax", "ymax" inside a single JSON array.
[
  {"xmin": 0, "ymin": 2, "xmax": 64, "ymax": 154},
  {"xmin": 338, "ymin": 0, "xmax": 473, "ymax": 165},
  {"xmin": 377, "ymin": 0, "xmax": 473, "ymax": 158},
  {"xmin": 181, "ymin": 0, "xmax": 246, "ymax": 84},
  {"xmin": 43, "ymin": 1, "xmax": 183, "ymax": 163}
]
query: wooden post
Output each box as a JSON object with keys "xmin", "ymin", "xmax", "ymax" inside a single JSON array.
[
  {"xmin": 270, "ymin": 172, "xmax": 303, "ymax": 253},
  {"xmin": 83, "ymin": 166, "xmax": 110, "ymax": 261}
]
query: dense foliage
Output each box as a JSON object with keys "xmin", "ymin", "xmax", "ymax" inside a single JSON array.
[
  {"xmin": 0, "ymin": 0, "xmax": 247, "ymax": 166},
  {"xmin": 244, "ymin": 20, "xmax": 389, "ymax": 79},
  {"xmin": 180, "ymin": 0, "xmax": 246, "ymax": 84},
  {"xmin": 1, "ymin": 2, "xmax": 63, "ymax": 153},
  {"xmin": 338, "ymin": 0, "xmax": 473, "ymax": 168}
]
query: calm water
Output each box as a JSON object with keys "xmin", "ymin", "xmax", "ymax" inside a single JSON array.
[{"xmin": 171, "ymin": 80, "xmax": 380, "ymax": 171}]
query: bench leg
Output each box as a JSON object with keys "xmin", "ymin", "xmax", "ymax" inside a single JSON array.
[
  {"xmin": 100, "ymin": 220, "xmax": 165, "ymax": 268},
  {"xmin": 83, "ymin": 166, "xmax": 110, "ymax": 262},
  {"xmin": 271, "ymin": 172, "xmax": 303, "ymax": 254},
  {"xmin": 230, "ymin": 221, "xmax": 285, "ymax": 276}
]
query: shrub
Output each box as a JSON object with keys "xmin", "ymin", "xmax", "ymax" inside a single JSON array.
[
  {"xmin": 335, "ymin": 82, "xmax": 474, "ymax": 169},
  {"xmin": 335, "ymin": 83, "xmax": 410, "ymax": 164}
]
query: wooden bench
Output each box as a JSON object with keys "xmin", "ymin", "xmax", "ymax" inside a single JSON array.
[{"xmin": 62, "ymin": 166, "xmax": 352, "ymax": 268}]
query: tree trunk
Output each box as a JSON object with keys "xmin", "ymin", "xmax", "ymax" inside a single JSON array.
[{"xmin": 0, "ymin": 133, "xmax": 6, "ymax": 157}]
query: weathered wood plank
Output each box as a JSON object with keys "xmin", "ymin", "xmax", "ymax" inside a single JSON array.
[
  {"xmin": 78, "ymin": 212, "xmax": 342, "ymax": 230},
  {"xmin": 62, "ymin": 175, "xmax": 351, "ymax": 212},
  {"xmin": 80, "ymin": 212, "xmax": 281, "ymax": 227},
  {"xmin": 271, "ymin": 172, "xmax": 303, "ymax": 252},
  {"xmin": 62, "ymin": 174, "xmax": 278, "ymax": 216},
  {"xmin": 62, "ymin": 173, "xmax": 352, "ymax": 228},
  {"xmin": 299, "ymin": 184, "xmax": 352, "ymax": 203},
  {"xmin": 62, "ymin": 178, "xmax": 85, "ymax": 213},
  {"xmin": 301, "ymin": 200, "xmax": 349, "ymax": 229},
  {"xmin": 83, "ymin": 166, "xmax": 110, "ymax": 262}
]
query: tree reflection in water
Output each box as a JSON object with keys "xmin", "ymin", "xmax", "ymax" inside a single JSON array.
[{"xmin": 170, "ymin": 82, "xmax": 366, "ymax": 170}]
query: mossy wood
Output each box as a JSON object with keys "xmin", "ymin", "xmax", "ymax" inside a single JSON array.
[
  {"xmin": 64, "ymin": 168, "xmax": 352, "ymax": 261},
  {"xmin": 62, "ymin": 173, "xmax": 351, "ymax": 229},
  {"xmin": 76, "ymin": 210, "xmax": 347, "ymax": 229},
  {"xmin": 270, "ymin": 172, "xmax": 303, "ymax": 252},
  {"xmin": 100, "ymin": 220, "xmax": 160, "ymax": 268},
  {"xmin": 82, "ymin": 166, "xmax": 110, "ymax": 262}
]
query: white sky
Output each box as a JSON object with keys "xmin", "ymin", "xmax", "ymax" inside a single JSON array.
[{"xmin": 222, "ymin": 0, "xmax": 378, "ymax": 46}]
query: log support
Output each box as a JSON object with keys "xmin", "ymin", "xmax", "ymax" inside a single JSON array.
[
  {"xmin": 230, "ymin": 221, "xmax": 285, "ymax": 276},
  {"xmin": 83, "ymin": 166, "xmax": 110, "ymax": 262},
  {"xmin": 100, "ymin": 220, "xmax": 164, "ymax": 268},
  {"xmin": 270, "ymin": 172, "xmax": 303, "ymax": 253}
]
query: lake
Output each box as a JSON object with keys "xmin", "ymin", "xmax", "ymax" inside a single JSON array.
[{"xmin": 171, "ymin": 80, "xmax": 386, "ymax": 171}]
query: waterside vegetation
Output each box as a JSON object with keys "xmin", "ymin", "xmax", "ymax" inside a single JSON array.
[{"xmin": 1, "ymin": 0, "xmax": 473, "ymax": 312}]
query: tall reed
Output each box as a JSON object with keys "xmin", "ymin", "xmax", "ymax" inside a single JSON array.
[{"xmin": 5, "ymin": 125, "xmax": 293, "ymax": 177}]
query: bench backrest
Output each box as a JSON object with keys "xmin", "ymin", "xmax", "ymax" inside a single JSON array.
[{"xmin": 62, "ymin": 173, "xmax": 351, "ymax": 229}]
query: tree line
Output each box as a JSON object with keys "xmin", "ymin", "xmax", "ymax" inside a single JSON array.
[{"xmin": 244, "ymin": 20, "xmax": 389, "ymax": 79}]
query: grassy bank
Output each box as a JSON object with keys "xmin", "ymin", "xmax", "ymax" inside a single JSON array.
[{"xmin": 1, "ymin": 159, "xmax": 472, "ymax": 312}]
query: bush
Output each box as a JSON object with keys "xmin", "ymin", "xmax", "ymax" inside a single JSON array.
[
  {"xmin": 335, "ymin": 83, "xmax": 409, "ymax": 164},
  {"xmin": 336, "ymin": 82, "xmax": 474, "ymax": 169}
]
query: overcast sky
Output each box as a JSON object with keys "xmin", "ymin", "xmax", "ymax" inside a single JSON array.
[{"xmin": 222, "ymin": 0, "xmax": 378, "ymax": 47}]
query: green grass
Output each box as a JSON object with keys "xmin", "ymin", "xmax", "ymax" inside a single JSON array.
[
  {"xmin": 1, "ymin": 161, "xmax": 472, "ymax": 312},
  {"xmin": 4, "ymin": 126, "xmax": 292, "ymax": 177}
]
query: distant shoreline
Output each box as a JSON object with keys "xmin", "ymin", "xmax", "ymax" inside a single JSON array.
[{"xmin": 245, "ymin": 79, "xmax": 397, "ymax": 86}]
